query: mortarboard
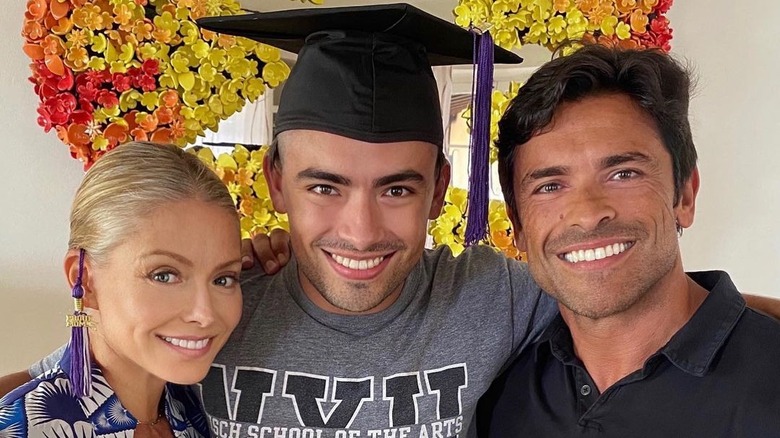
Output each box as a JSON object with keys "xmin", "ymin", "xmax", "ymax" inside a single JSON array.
[{"xmin": 197, "ymin": 3, "xmax": 521, "ymax": 243}]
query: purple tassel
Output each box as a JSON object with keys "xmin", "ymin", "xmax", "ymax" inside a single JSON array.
[
  {"xmin": 465, "ymin": 30, "xmax": 495, "ymax": 245},
  {"xmin": 67, "ymin": 249, "xmax": 92, "ymax": 397}
]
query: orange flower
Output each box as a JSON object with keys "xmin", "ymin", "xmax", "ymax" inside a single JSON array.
[
  {"xmin": 615, "ymin": 0, "xmax": 638, "ymax": 16},
  {"xmin": 22, "ymin": 20, "xmax": 45, "ymax": 40},
  {"xmin": 25, "ymin": 0, "xmax": 48, "ymax": 22},
  {"xmin": 160, "ymin": 89, "xmax": 179, "ymax": 107},
  {"xmin": 65, "ymin": 46, "xmax": 89, "ymax": 69},
  {"xmin": 553, "ymin": 0, "xmax": 570, "ymax": 13},
  {"xmin": 137, "ymin": 112, "xmax": 159, "ymax": 132},
  {"xmin": 150, "ymin": 127, "xmax": 173, "ymax": 143},
  {"xmin": 629, "ymin": 10, "xmax": 649, "ymax": 32},
  {"xmin": 155, "ymin": 107, "xmax": 174, "ymax": 125},
  {"xmin": 50, "ymin": 0, "xmax": 71, "ymax": 20},
  {"xmin": 575, "ymin": 0, "xmax": 598, "ymax": 13},
  {"xmin": 23, "ymin": 43, "xmax": 45, "ymax": 60},
  {"xmin": 132, "ymin": 19, "xmax": 153, "ymax": 41},
  {"xmin": 50, "ymin": 17, "xmax": 74, "ymax": 35},
  {"xmin": 42, "ymin": 35, "xmax": 65, "ymax": 56},
  {"xmin": 45, "ymin": 53, "xmax": 65, "ymax": 76},
  {"xmin": 130, "ymin": 127, "xmax": 149, "ymax": 141},
  {"xmin": 217, "ymin": 34, "xmax": 236, "ymax": 49},
  {"xmin": 104, "ymin": 122, "xmax": 129, "ymax": 145}
]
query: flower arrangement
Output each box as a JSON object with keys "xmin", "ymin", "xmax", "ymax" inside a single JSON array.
[
  {"xmin": 22, "ymin": 0, "xmax": 292, "ymax": 169},
  {"xmin": 454, "ymin": 0, "xmax": 674, "ymax": 53},
  {"xmin": 430, "ymin": 187, "xmax": 521, "ymax": 258},
  {"xmin": 192, "ymin": 145, "xmax": 289, "ymax": 239},
  {"xmin": 426, "ymin": 0, "xmax": 675, "ymax": 257}
]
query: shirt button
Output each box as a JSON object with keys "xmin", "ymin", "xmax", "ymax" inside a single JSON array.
[{"xmin": 580, "ymin": 384, "xmax": 591, "ymax": 396}]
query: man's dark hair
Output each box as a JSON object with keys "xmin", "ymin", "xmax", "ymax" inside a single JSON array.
[{"xmin": 497, "ymin": 44, "xmax": 697, "ymax": 220}]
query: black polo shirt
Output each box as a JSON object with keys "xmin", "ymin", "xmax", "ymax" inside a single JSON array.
[{"xmin": 477, "ymin": 271, "xmax": 780, "ymax": 437}]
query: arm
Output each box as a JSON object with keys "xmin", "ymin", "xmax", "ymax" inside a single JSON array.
[
  {"xmin": 743, "ymin": 294, "xmax": 780, "ymax": 319},
  {"xmin": 0, "ymin": 371, "xmax": 31, "ymax": 398}
]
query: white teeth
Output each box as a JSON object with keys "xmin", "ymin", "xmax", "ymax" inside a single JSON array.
[
  {"xmin": 331, "ymin": 254, "xmax": 384, "ymax": 270},
  {"xmin": 162, "ymin": 336, "xmax": 210, "ymax": 350},
  {"xmin": 563, "ymin": 242, "xmax": 634, "ymax": 264}
]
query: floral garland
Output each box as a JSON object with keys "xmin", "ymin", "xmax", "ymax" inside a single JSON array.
[
  {"xmin": 191, "ymin": 145, "xmax": 289, "ymax": 239},
  {"xmin": 427, "ymin": 0, "xmax": 675, "ymax": 256},
  {"xmin": 22, "ymin": 0, "xmax": 292, "ymax": 169},
  {"xmin": 454, "ymin": 0, "xmax": 673, "ymax": 53}
]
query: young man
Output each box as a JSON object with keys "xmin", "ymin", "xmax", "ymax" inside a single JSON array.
[{"xmin": 477, "ymin": 44, "xmax": 780, "ymax": 436}]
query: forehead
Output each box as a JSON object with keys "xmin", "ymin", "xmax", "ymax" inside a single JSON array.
[
  {"xmin": 515, "ymin": 94, "xmax": 669, "ymax": 171},
  {"xmin": 279, "ymin": 130, "xmax": 439, "ymax": 174}
]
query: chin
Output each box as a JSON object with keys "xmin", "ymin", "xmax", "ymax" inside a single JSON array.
[{"xmin": 161, "ymin": 365, "xmax": 213, "ymax": 385}]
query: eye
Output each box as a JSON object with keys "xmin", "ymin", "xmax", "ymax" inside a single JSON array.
[
  {"xmin": 611, "ymin": 169, "xmax": 640, "ymax": 180},
  {"xmin": 533, "ymin": 182, "xmax": 561, "ymax": 194},
  {"xmin": 310, "ymin": 185, "xmax": 337, "ymax": 196},
  {"xmin": 214, "ymin": 275, "xmax": 238, "ymax": 288},
  {"xmin": 385, "ymin": 186, "xmax": 411, "ymax": 197},
  {"xmin": 150, "ymin": 270, "xmax": 180, "ymax": 284}
]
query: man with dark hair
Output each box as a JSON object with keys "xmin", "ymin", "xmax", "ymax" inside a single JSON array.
[{"xmin": 478, "ymin": 44, "xmax": 780, "ymax": 436}]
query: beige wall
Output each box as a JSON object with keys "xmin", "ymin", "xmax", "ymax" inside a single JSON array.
[{"xmin": 1, "ymin": 1, "xmax": 779, "ymax": 375}]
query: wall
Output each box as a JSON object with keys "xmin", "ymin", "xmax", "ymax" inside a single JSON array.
[
  {"xmin": 1, "ymin": 1, "xmax": 778, "ymax": 375},
  {"xmin": 668, "ymin": 2, "xmax": 780, "ymax": 293},
  {"xmin": 0, "ymin": 2, "xmax": 81, "ymax": 373}
]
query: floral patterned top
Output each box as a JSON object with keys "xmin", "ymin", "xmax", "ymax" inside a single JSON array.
[{"xmin": 0, "ymin": 350, "xmax": 209, "ymax": 438}]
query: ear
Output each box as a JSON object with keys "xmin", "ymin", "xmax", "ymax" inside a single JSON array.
[
  {"xmin": 428, "ymin": 160, "xmax": 451, "ymax": 220},
  {"xmin": 63, "ymin": 249, "xmax": 98, "ymax": 310},
  {"xmin": 674, "ymin": 167, "xmax": 699, "ymax": 229},
  {"xmin": 506, "ymin": 202, "xmax": 528, "ymax": 252},
  {"xmin": 263, "ymin": 154, "xmax": 287, "ymax": 214}
]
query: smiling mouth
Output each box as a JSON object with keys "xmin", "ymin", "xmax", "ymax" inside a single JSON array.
[
  {"xmin": 329, "ymin": 253, "xmax": 386, "ymax": 270},
  {"xmin": 560, "ymin": 241, "xmax": 635, "ymax": 264},
  {"xmin": 159, "ymin": 336, "xmax": 211, "ymax": 350}
]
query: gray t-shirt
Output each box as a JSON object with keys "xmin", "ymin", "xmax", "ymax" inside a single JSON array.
[{"xmin": 32, "ymin": 246, "xmax": 557, "ymax": 438}]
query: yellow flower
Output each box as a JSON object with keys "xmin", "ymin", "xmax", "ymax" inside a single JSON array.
[
  {"xmin": 615, "ymin": 21, "xmax": 631, "ymax": 39},
  {"xmin": 600, "ymin": 15, "xmax": 618, "ymax": 36},
  {"xmin": 243, "ymin": 77, "xmax": 266, "ymax": 101},
  {"xmin": 262, "ymin": 61, "xmax": 291, "ymax": 88},
  {"xmin": 87, "ymin": 56, "xmax": 106, "ymax": 70},
  {"xmin": 232, "ymin": 145, "xmax": 250, "ymax": 164},
  {"xmin": 140, "ymin": 92, "xmax": 159, "ymax": 111},
  {"xmin": 254, "ymin": 44, "xmax": 281, "ymax": 63},
  {"xmin": 152, "ymin": 11, "xmax": 180, "ymax": 44}
]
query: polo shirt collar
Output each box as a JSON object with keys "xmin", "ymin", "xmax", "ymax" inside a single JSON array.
[{"xmin": 536, "ymin": 271, "xmax": 745, "ymax": 377}]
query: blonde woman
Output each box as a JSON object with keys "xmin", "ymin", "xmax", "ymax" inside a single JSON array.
[{"xmin": 0, "ymin": 142, "xmax": 243, "ymax": 437}]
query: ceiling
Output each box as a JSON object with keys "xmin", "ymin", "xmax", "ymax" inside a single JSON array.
[{"xmin": 237, "ymin": 0, "xmax": 553, "ymax": 68}]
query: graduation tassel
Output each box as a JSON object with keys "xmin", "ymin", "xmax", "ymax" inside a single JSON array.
[
  {"xmin": 465, "ymin": 28, "xmax": 495, "ymax": 246},
  {"xmin": 66, "ymin": 248, "xmax": 92, "ymax": 397}
]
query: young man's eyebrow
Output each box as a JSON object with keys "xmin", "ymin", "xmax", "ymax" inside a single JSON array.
[
  {"xmin": 374, "ymin": 170, "xmax": 426, "ymax": 188},
  {"xmin": 296, "ymin": 168, "xmax": 351, "ymax": 186}
]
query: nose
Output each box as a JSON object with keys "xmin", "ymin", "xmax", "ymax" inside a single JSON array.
[
  {"xmin": 564, "ymin": 183, "xmax": 616, "ymax": 232},
  {"xmin": 337, "ymin": 193, "xmax": 385, "ymax": 251},
  {"xmin": 183, "ymin": 283, "xmax": 216, "ymax": 327}
]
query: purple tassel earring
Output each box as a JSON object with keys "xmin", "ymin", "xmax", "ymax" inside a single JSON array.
[
  {"xmin": 464, "ymin": 28, "xmax": 495, "ymax": 246},
  {"xmin": 66, "ymin": 248, "xmax": 92, "ymax": 397}
]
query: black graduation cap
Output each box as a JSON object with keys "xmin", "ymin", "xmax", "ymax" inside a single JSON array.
[{"xmin": 197, "ymin": 3, "xmax": 523, "ymax": 147}]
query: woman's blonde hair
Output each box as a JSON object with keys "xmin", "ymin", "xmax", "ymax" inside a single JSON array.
[{"xmin": 69, "ymin": 142, "xmax": 236, "ymax": 263}]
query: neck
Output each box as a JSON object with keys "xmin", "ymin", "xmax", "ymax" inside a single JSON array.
[
  {"xmin": 561, "ymin": 265, "xmax": 708, "ymax": 393},
  {"xmin": 89, "ymin": 335, "xmax": 166, "ymax": 423}
]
